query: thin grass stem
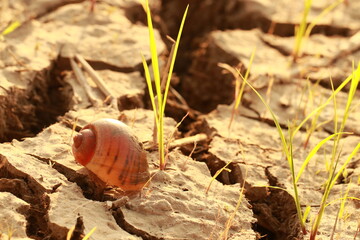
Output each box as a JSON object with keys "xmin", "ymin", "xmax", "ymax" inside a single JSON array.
[
  {"xmin": 142, "ymin": 1, "xmax": 188, "ymax": 170},
  {"xmin": 310, "ymin": 62, "xmax": 360, "ymax": 239}
]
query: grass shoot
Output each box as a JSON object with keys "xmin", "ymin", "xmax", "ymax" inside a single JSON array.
[
  {"xmin": 237, "ymin": 67, "xmax": 307, "ymax": 233},
  {"xmin": 219, "ymin": 167, "xmax": 247, "ymax": 239},
  {"xmin": 329, "ymin": 183, "xmax": 351, "ymax": 239},
  {"xmin": 236, "ymin": 61, "xmax": 360, "ymax": 236},
  {"xmin": 66, "ymin": 225, "xmax": 96, "ymax": 240},
  {"xmin": 310, "ymin": 62, "xmax": 360, "ymax": 239},
  {"xmin": 293, "ymin": 0, "xmax": 312, "ymax": 62},
  {"xmin": 302, "ymin": 78, "xmax": 329, "ymax": 148},
  {"xmin": 141, "ymin": 0, "xmax": 188, "ymax": 170},
  {"xmin": 82, "ymin": 227, "xmax": 97, "ymax": 240},
  {"xmin": 205, "ymin": 161, "xmax": 232, "ymax": 194},
  {"xmin": 0, "ymin": 21, "xmax": 21, "ymax": 39},
  {"xmin": 218, "ymin": 48, "xmax": 256, "ymax": 132},
  {"xmin": 292, "ymin": 0, "xmax": 343, "ymax": 62}
]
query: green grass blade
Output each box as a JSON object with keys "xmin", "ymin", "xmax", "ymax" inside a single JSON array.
[
  {"xmin": 341, "ymin": 62, "xmax": 360, "ymax": 128},
  {"xmin": 206, "ymin": 161, "xmax": 232, "ymax": 194},
  {"xmin": 220, "ymin": 167, "xmax": 248, "ymax": 239},
  {"xmin": 240, "ymin": 71, "xmax": 307, "ymax": 232},
  {"xmin": 295, "ymin": 132, "xmax": 349, "ymax": 183},
  {"xmin": 158, "ymin": 115, "xmax": 165, "ymax": 168},
  {"xmin": 254, "ymin": 185, "xmax": 291, "ymax": 193},
  {"xmin": 82, "ymin": 227, "xmax": 97, "ymax": 240},
  {"xmin": 330, "ymin": 143, "xmax": 360, "ymax": 190},
  {"xmin": 141, "ymin": 54, "xmax": 159, "ymax": 128},
  {"xmin": 237, "ymin": 69, "xmax": 289, "ymax": 158},
  {"xmin": 325, "ymin": 196, "xmax": 360, "ymax": 208},
  {"xmin": 144, "ymin": 0, "xmax": 162, "ymax": 110},
  {"xmin": 145, "ymin": 1, "xmax": 164, "ymax": 166},
  {"xmin": 293, "ymin": 0, "xmax": 312, "ymax": 59},
  {"xmin": 234, "ymin": 47, "xmax": 256, "ymax": 110},
  {"xmin": 302, "ymin": 205, "xmax": 311, "ymax": 223},
  {"xmin": 312, "ymin": 143, "xmax": 360, "ymax": 238},
  {"xmin": 304, "ymin": 0, "xmax": 343, "ymax": 38},
  {"xmin": 330, "ymin": 62, "xmax": 360, "ymax": 177},
  {"xmin": 161, "ymin": 5, "xmax": 189, "ymax": 113},
  {"xmin": 142, "ymin": 0, "xmax": 188, "ymax": 170},
  {"xmin": 310, "ymin": 62, "xmax": 360, "ymax": 239},
  {"xmin": 66, "ymin": 226, "xmax": 75, "ymax": 240},
  {"xmin": 329, "ymin": 75, "xmax": 339, "ymax": 136},
  {"xmin": 1, "ymin": 21, "xmax": 21, "ymax": 36},
  {"xmin": 338, "ymin": 183, "xmax": 351, "ymax": 220},
  {"xmin": 293, "ymin": 72, "xmax": 354, "ymax": 137}
]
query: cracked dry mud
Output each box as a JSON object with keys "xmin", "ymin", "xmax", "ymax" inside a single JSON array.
[{"xmin": 0, "ymin": 0, "xmax": 360, "ymax": 240}]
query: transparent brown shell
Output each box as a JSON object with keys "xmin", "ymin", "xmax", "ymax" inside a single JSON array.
[{"xmin": 72, "ymin": 119, "xmax": 150, "ymax": 192}]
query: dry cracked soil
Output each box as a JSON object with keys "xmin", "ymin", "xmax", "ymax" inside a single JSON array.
[{"xmin": 0, "ymin": 0, "xmax": 360, "ymax": 240}]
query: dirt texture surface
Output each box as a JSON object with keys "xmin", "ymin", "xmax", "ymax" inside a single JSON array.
[{"xmin": 0, "ymin": 0, "xmax": 360, "ymax": 240}]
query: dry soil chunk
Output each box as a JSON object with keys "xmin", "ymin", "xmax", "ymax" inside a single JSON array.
[
  {"xmin": 0, "ymin": 192, "xmax": 30, "ymax": 240},
  {"xmin": 41, "ymin": 1, "xmax": 165, "ymax": 70},
  {"xmin": 118, "ymin": 151, "xmax": 257, "ymax": 240},
  {"xmin": 65, "ymin": 70, "xmax": 146, "ymax": 110},
  {"xmin": 184, "ymin": 29, "xmax": 359, "ymax": 112},
  {"xmin": 49, "ymin": 183, "xmax": 140, "ymax": 240}
]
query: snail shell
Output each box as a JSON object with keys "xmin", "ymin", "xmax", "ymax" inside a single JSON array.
[{"xmin": 72, "ymin": 118, "xmax": 150, "ymax": 192}]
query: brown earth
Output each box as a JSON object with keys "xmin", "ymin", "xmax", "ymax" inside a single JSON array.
[{"xmin": 0, "ymin": 0, "xmax": 360, "ymax": 240}]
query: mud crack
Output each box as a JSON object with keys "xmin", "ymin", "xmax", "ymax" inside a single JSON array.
[
  {"xmin": 247, "ymin": 167, "xmax": 303, "ymax": 240},
  {"xmin": 31, "ymin": 0, "xmax": 86, "ymax": 19},
  {"xmin": 58, "ymin": 44, "xmax": 139, "ymax": 74},
  {"xmin": 26, "ymin": 153, "xmax": 106, "ymax": 201},
  {"xmin": 0, "ymin": 58, "xmax": 73, "ymax": 143},
  {"xmin": 112, "ymin": 205, "xmax": 161, "ymax": 240},
  {"xmin": 0, "ymin": 154, "xmax": 61, "ymax": 239}
]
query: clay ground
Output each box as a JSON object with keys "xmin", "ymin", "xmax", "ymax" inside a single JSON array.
[{"xmin": 0, "ymin": 0, "xmax": 360, "ymax": 240}]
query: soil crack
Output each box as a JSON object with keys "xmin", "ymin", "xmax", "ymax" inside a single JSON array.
[
  {"xmin": 112, "ymin": 206, "xmax": 162, "ymax": 240},
  {"xmin": 31, "ymin": 0, "xmax": 86, "ymax": 19},
  {"xmin": 0, "ymin": 154, "xmax": 56, "ymax": 239},
  {"xmin": 26, "ymin": 153, "xmax": 106, "ymax": 201},
  {"xmin": 0, "ymin": 59, "xmax": 73, "ymax": 143}
]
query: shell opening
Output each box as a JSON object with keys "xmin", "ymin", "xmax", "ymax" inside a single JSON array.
[
  {"xmin": 73, "ymin": 133, "xmax": 83, "ymax": 148},
  {"xmin": 72, "ymin": 128, "xmax": 96, "ymax": 166}
]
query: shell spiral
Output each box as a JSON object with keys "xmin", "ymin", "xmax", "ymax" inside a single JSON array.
[{"xmin": 72, "ymin": 118, "xmax": 150, "ymax": 192}]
